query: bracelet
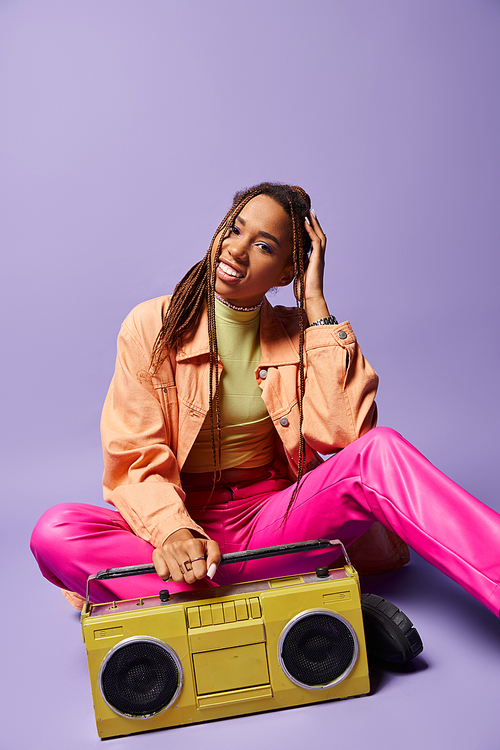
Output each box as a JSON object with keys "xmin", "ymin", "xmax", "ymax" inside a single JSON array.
[{"xmin": 310, "ymin": 315, "xmax": 338, "ymax": 326}]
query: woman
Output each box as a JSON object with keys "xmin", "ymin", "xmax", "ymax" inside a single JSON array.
[{"xmin": 31, "ymin": 183, "xmax": 500, "ymax": 627}]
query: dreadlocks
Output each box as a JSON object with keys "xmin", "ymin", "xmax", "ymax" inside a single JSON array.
[{"xmin": 150, "ymin": 182, "xmax": 312, "ymax": 517}]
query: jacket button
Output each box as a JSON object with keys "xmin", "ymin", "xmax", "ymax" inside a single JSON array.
[
  {"xmin": 338, "ymin": 330, "xmax": 347, "ymax": 340},
  {"xmin": 259, "ymin": 369, "xmax": 268, "ymax": 379},
  {"xmin": 279, "ymin": 417, "xmax": 289, "ymax": 427}
]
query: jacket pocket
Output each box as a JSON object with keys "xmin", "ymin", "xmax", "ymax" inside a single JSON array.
[{"xmin": 154, "ymin": 384, "xmax": 179, "ymax": 457}]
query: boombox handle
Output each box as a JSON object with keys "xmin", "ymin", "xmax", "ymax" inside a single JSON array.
[{"xmin": 84, "ymin": 538, "xmax": 352, "ymax": 614}]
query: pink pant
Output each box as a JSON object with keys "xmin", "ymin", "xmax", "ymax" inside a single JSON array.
[{"xmin": 30, "ymin": 428, "xmax": 500, "ymax": 615}]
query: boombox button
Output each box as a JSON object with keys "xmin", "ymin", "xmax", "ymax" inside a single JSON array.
[
  {"xmin": 223, "ymin": 601, "xmax": 236, "ymax": 622},
  {"xmin": 235, "ymin": 599, "xmax": 249, "ymax": 620},
  {"xmin": 200, "ymin": 605, "xmax": 213, "ymax": 626},
  {"xmin": 159, "ymin": 589, "xmax": 170, "ymax": 602},
  {"xmin": 187, "ymin": 607, "xmax": 201, "ymax": 628},
  {"xmin": 212, "ymin": 602, "xmax": 224, "ymax": 624},
  {"xmin": 315, "ymin": 566, "xmax": 330, "ymax": 579},
  {"xmin": 249, "ymin": 597, "xmax": 262, "ymax": 618}
]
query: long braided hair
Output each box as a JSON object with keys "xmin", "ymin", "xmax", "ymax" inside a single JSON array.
[{"xmin": 151, "ymin": 182, "xmax": 312, "ymax": 516}]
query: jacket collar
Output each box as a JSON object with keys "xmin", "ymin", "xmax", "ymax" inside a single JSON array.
[{"xmin": 176, "ymin": 297, "xmax": 300, "ymax": 366}]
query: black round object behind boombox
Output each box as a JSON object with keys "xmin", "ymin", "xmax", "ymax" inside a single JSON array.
[
  {"xmin": 279, "ymin": 610, "xmax": 358, "ymax": 689},
  {"xmin": 99, "ymin": 637, "xmax": 183, "ymax": 718}
]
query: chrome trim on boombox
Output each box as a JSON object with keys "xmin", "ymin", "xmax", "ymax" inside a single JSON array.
[
  {"xmin": 98, "ymin": 636, "xmax": 184, "ymax": 720},
  {"xmin": 277, "ymin": 608, "xmax": 359, "ymax": 690}
]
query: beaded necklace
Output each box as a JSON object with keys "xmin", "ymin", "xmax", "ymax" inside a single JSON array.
[{"xmin": 214, "ymin": 292, "xmax": 264, "ymax": 313}]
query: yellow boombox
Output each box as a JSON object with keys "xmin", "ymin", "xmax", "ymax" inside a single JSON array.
[{"xmin": 81, "ymin": 539, "xmax": 370, "ymax": 739}]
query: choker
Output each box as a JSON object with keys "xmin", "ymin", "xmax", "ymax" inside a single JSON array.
[{"xmin": 214, "ymin": 293, "xmax": 264, "ymax": 312}]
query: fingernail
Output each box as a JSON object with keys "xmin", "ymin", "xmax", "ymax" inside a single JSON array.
[
  {"xmin": 310, "ymin": 208, "xmax": 317, "ymax": 218},
  {"xmin": 207, "ymin": 563, "xmax": 217, "ymax": 579},
  {"xmin": 305, "ymin": 216, "xmax": 311, "ymax": 225}
]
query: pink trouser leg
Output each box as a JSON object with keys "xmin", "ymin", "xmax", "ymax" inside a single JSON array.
[
  {"xmin": 30, "ymin": 503, "xmax": 218, "ymax": 603},
  {"xmin": 229, "ymin": 427, "xmax": 500, "ymax": 615}
]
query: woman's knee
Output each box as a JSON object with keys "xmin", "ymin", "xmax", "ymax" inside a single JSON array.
[
  {"xmin": 361, "ymin": 426, "xmax": 405, "ymax": 450},
  {"xmin": 30, "ymin": 503, "xmax": 84, "ymax": 558}
]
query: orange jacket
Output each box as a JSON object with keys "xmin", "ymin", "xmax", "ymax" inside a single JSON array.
[{"xmin": 101, "ymin": 295, "xmax": 379, "ymax": 550}]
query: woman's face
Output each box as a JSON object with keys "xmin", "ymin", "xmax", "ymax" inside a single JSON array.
[{"xmin": 214, "ymin": 194, "xmax": 294, "ymax": 308}]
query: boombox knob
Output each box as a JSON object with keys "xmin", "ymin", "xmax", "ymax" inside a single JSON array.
[
  {"xmin": 315, "ymin": 566, "xmax": 330, "ymax": 579},
  {"xmin": 159, "ymin": 589, "xmax": 170, "ymax": 602}
]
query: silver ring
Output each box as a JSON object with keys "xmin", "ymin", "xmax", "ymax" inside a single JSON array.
[
  {"xmin": 183, "ymin": 559, "xmax": 192, "ymax": 572},
  {"xmin": 190, "ymin": 556, "xmax": 206, "ymax": 564}
]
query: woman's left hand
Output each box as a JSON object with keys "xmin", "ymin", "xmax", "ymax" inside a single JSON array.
[{"xmin": 302, "ymin": 210, "xmax": 330, "ymax": 323}]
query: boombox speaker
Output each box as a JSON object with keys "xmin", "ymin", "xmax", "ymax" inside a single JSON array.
[{"xmin": 81, "ymin": 539, "xmax": 369, "ymax": 739}]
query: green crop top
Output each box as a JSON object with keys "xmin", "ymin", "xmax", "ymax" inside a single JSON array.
[{"xmin": 182, "ymin": 297, "xmax": 275, "ymax": 472}]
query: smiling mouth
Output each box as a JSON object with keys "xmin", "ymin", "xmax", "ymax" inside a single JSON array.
[{"xmin": 218, "ymin": 261, "xmax": 244, "ymax": 279}]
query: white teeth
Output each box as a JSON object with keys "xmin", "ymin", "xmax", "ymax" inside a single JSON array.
[{"xmin": 219, "ymin": 261, "xmax": 243, "ymax": 278}]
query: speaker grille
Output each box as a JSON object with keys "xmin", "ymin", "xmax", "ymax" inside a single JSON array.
[
  {"xmin": 99, "ymin": 638, "xmax": 182, "ymax": 718},
  {"xmin": 279, "ymin": 611, "xmax": 357, "ymax": 689}
]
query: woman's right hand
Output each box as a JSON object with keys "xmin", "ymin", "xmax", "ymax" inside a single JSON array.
[
  {"xmin": 152, "ymin": 528, "xmax": 221, "ymax": 585},
  {"xmin": 302, "ymin": 209, "xmax": 330, "ymax": 323}
]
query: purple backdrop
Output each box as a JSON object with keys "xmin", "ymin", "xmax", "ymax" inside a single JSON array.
[{"xmin": 1, "ymin": 1, "xmax": 499, "ymax": 749}]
